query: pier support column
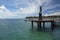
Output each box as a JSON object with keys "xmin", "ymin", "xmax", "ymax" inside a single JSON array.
[
  {"xmin": 31, "ymin": 21, "xmax": 33, "ymax": 29},
  {"xmin": 37, "ymin": 22, "xmax": 41, "ymax": 30},
  {"xmin": 43, "ymin": 22, "xmax": 45, "ymax": 31},
  {"xmin": 51, "ymin": 22, "xmax": 54, "ymax": 31},
  {"xmin": 37, "ymin": 22, "xmax": 39, "ymax": 29}
]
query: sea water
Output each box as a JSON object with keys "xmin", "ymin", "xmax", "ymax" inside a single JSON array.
[{"xmin": 0, "ymin": 19, "xmax": 60, "ymax": 40}]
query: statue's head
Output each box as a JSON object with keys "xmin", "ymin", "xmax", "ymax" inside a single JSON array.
[{"xmin": 40, "ymin": 6, "xmax": 42, "ymax": 13}]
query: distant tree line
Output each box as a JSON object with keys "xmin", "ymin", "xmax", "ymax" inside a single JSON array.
[{"xmin": 26, "ymin": 15, "xmax": 60, "ymax": 19}]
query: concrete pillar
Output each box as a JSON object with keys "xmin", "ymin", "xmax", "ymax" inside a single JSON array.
[
  {"xmin": 31, "ymin": 21, "xmax": 33, "ymax": 29},
  {"xmin": 51, "ymin": 21, "xmax": 54, "ymax": 31},
  {"xmin": 37, "ymin": 22, "xmax": 41, "ymax": 30},
  {"xmin": 43, "ymin": 22, "xmax": 45, "ymax": 31}
]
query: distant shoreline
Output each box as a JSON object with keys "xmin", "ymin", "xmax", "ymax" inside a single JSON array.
[{"xmin": 26, "ymin": 15, "xmax": 60, "ymax": 19}]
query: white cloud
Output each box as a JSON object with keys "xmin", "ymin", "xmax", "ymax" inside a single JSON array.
[
  {"xmin": 0, "ymin": 5, "xmax": 18, "ymax": 19},
  {"xmin": 0, "ymin": 0, "xmax": 58, "ymax": 19},
  {"xmin": 43, "ymin": 4, "xmax": 60, "ymax": 11},
  {"xmin": 14, "ymin": 0, "xmax": 51, "ymax": 10},
  {"xmin": 19, "ymin": 4, "xmax": 39, "ymax": 14},
  {"xmin": 44, "ymin": 11, "xmax": 60, "ymax": 16},
  {"xmin": 35, "ymin": 0, "xmax": 50, "ymax": 6},
  {"xmin": 14, "ymin": 0, "xmax": 51, "ymax": 16},
  {"xmin": 0, "ymin": 5, "xmax": 9, "ymax": 12}
]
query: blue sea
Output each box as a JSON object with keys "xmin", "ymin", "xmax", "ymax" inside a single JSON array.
[{"xmin": 0, "ymin": 19, "xmax": 60, "ymax": 40}]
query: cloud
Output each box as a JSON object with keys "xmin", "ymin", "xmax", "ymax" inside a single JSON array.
[
  {"xmin": 43, "ymin": 4, "xmax": 60, "ymax": 11},
  {"xmin": 0, "ymin": 5, "xmax": 18, "ymax": 19},
  {"xmin": 19, "ymin": 4, "xmax": 38, "ymax": 14},
  {"xmin": 44, "ymin": 11, "xmax": 60, "ymax": 16},
  {"xmin": 0, "ymin": 5, "xmax": 9, "ymax": 12},
  {"xmin": 14, "ymin": 0, "xmax": 51, "ymax": 15},
  {"xmin": 0, "ymin": 0, "xmax": 60, "ymax": 19}
]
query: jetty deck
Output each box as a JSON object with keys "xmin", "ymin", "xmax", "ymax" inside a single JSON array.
[
  {"xmin": 29, "ymin": 19, "xmax": 54, "ymax": 31},
  {"xmin": 29, "ymin": 20, "xmax": 54, "ymax": 22}
]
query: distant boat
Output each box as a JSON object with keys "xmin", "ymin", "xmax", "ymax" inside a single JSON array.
[{"xmin": 24, "ymin": 19, "xmax": 28, "ymax": 21}]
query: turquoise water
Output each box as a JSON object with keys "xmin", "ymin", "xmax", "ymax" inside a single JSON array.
[{"xmin": 0, "ymin": 19, "xmax": 59, "ymax": 40}]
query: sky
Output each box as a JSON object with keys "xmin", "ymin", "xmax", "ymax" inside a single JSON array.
[{"xmin": 0, "ymin": 0, "xmax": 60, "ymax": 19}]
